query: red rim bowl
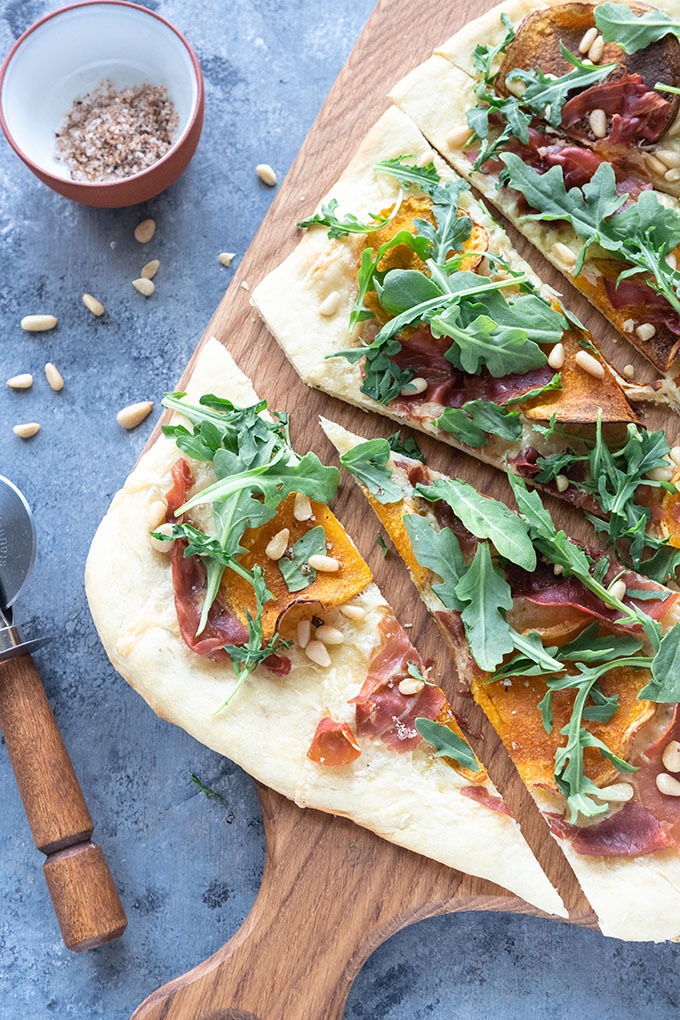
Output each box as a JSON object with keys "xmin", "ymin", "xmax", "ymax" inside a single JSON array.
[{"xmin": 0, "ymin": 0, "xmax": 204, "ymax": 208}]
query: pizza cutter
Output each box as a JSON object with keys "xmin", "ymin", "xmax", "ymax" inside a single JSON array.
[{"xmin": 0, "ymin": 475, "xmax": 127, "ymax": 951}]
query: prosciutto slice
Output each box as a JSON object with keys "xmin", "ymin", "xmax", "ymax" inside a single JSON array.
[
  {"xmin": 634, "ymin": 707, "xmax": 680, "ymax": 845},
  {"xmin": 461, "ymin": 785, "xmax": 512, "ymax": 817},
  {"xmin": 171, "ymin": 542, "xmax": 248, "ymax": 661},
  {"xmin": 603, "ymin": 277, "xmax": 680, "ymax": 337},
  {"xmin": 307, "ymin": 717, "xmax": 361, "ymax": 766},
  {"xmin": 165, "ymin": 458, "xmax": 194, "ymax": 518},
  {"xmin": 561, "ymin": 73, "xmax": 672, "ymax": 146},
  {"xmin": 351, "ymin": 614, "xmax": 445, "ymax": 751},
  {"xmin": 549, "ymin": 801, "xmax": 672, "ymax": 857}
]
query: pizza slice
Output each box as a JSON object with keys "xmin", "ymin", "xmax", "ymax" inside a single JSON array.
[
  {"xmin": 389, "ymin": 0, "xmax": 680, "ymax": 406},
  {"xmin": 252, "ymin": 105, "xmax": 680, "ymax": 586},
  {"xmin": 85, "ymin": 337, "xmax": 564, "ymax": 915},
  {"xmin": 322, "ymin": 415, "xmax": 680, "ymax": 941}
]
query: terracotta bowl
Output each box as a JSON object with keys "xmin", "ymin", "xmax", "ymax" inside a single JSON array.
[{"xmin": 0, "ymin": 0, "xmax": 204, "ymax": 208}]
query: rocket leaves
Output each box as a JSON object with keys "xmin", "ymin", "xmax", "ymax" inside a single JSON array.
[{"xmin": 594, "ymin": 2, "xmax": 680, "ymax": 53}]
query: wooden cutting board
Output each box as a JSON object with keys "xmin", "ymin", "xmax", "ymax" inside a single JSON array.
[{"xmin": 130, "ymin": 0, "xmax": 678, "ymax": 1015}]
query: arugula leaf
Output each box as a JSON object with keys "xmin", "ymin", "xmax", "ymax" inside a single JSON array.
[
  {"xmin": 297, "ymin": 197, "xmax": 396, "ymax": 239},
  {"xmin": 377, "ymin": 535, "xmax": 390, "ymax": 558},
  {"xmin": 350, "ymin": 231, "xmax": 432, "ymax": 331},
  {"xmin": 558, "ymin": 623, "xmax": 644, "ymax": 664},
  {"xmin": 278, "ymin": 526, "xmax": 326, "ymax": 593},
  {"xmin": 436, "ymin": 396, "xmax": 523, "ymax": 448},
  {"xmin": 595, "ymin": 2, "xmax": 680, "ymax": 53},
  {"xmin": 455, "ymin": 542, "xmax": 515, "ymax": 671},
  {"xmin": 432, "ymin": 306, "xmax": 547, "ymax": 377},
  {"xmin": 416, "ymin": 477, "xmax": 536, "ymax": 571},
  {"xmin": 415, "ymin": 718, "xmax": 479, "ymax": 771},
  {"xmin": 374, "ymin": 156, "xmax": 442, "ymax": 195},
  {"xmin": 404, "ymin": 513, "xmax": 466, "ymax": 610},
  {"xmin": 435, "ymin": 407, "xmax": 488, "ymax": 448},
  {"xmin": 190, "ymin": 773, "xmax": 226, "ymax": 803},
  {"xmin": 508, "ymin": 46, "xmax": 615, "ymax": 129},
  {"xmin": 638, "ymin": 625, "xmax": 680, "ymax": 701},
  {"xmin": 503, "ymin": 372, "xmax": 562, "ymax": 406},
  {"xmin": 340, "ymin": 439, "xmax": 403, "ymax": 504},
  {"xmin": 471, "ymin": 11, "xmax": 515, "ymax": 82},
  {"xmin": 386, "ymin": 430, "xmax": 425, "ymax": 462}
]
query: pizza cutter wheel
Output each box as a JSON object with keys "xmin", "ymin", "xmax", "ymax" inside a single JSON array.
[{"xmin": 0, "ymin": 475, "xmax": 127, "ymax": 951}]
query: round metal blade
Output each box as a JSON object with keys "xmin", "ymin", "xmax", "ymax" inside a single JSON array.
[{"xmin": 0, "ymin": 475, "xmax": 36, "ymax": 609}]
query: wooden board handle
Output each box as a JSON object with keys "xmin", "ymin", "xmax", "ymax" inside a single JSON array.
[{"xmin": 0, "ymin": 653, "xmax": 127, "ymax": 949}]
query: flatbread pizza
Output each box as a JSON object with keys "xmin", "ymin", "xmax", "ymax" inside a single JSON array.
[
  {"xmin": 252, "ymin": 105, "xmax": 680, "ymax": 586},
  {"xmin": 85, "ymin": 337, "xmax": 564, "ymax": 916},
  {"xmin": 389, "ymin": 0, "xmax": 680, "ymax": 408},
  {"xmin": 322, "ymin": 416, "xmax": 680, "ymax": 941}
]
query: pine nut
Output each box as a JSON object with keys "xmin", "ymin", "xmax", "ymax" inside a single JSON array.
[
  {"xmin": 575, "ymin": 350, "xmax": 605, "ymax": 378},
  {"xmin": 117, "ymin": 400, "xmax": 154, "ymax": 429},
  {"xmin": 548, "ymin": 342, "xmax": 564, "ymax": 370},
  {"xmin": 551, "ymin": 241, "xmax": 576, "ymax": 267},
  {"xmin": 44, "ymin": 362, "xmax": 64, "ymax": 391},
  {"xmin": 666, "ymin": 167, "xmax": 680, "ymax": 183},
  {"xmin": 256, "ymin": 163, "xmax": 277, "ymax": 187},
  {"xmin": 132, "ymin": 278, "xmax": 155, "ymax": 297},
  {"xmin": 622, "ymin": 319, "xmax": 635, "ymax": 333},
  {"xmin": 308, "ymin": 554, "xmax": 340, "ymax": 572},
  {"xmin": 293, "ymin": 492, "xmax": 313, "ymax": 521},
  {"xmin": 647, "ymin": 466, "xmax": 674, "ymax": 482},
  {"xmin": 399, "ymin": 376, "xmax": 428, "ymax": 396},
  {"xmin": 595, "ymin": 782, "xmax": 634, "ymax": 803},
  {"xmin": 608, "ymin": 579, "xmax": 627, "ymax": 601},
  {"xmin": 667, "ymin": 252, "xmax": 677, "ymax": 270},
  {"xmin": 398, "ymin": 677, "xmax": 425, "ymax": 696},
  {"xmin": 265, "ymin": 527, "xmax": 290, "ymax": 560},
  {"xmin": 657, "ymin": 148, "xmax": 680, "ymax": 168},
  {"xmin": 446, "ymin": 125, "xmax": 473, "ymax": 149},
  {"xmin": 669, "ymin": 445, "xmax": 680, "ymax": 467},
  {"xmin": 544, "ymin": 103, "xmax": 552, "ymax": 121},
  {"xmin": 305, "ymin": 639, "xmax": 331, "ymax": 667},
  {"xmin": 339, "ymin": 603, "xmax": 366, "ymax": 620},
  {"xmin": 6, "ymin": 373, "xmax": 33, "ymax": 389},
  {"xmin": 589, "ymin": 108, "xmax": 607, "ymax": 138},
  {"xmin": 645, "ymin": 153, "xmax": 668, "ymax": 176},
  {"xmin": 21, "ymin": 314, "xmax": 57, "ymax": 332},
  {"xmin": 663, "ymin": 740, "xmax": 680, "ymax": 773},
  {"xmin": 315, "ymin": 624, "xmax": 344, "ymax": 646},
  {"xmin": 218, "ymin": 252, "xmax": 235, "ymax": 267},
  {"xmin": 506, "ymin": 78, "xmax": 526, "ymax": 98},
  {"xmin": 149, "ymin": 522, "xmax": 174, "ymax": 553},
  {"xmin": 134, "ymin": 218, "xmax": 156, "ymax": 243},
  {"xmin": 555, "ymin": 474, "xmax": 569, "ymax": 493},
  {"xmin": 319, "ymin": 291, "xmax": 341, "ymax": 317},
  {"xmin": 656, "ymin": 772, "xmax": 680, "ymax": 796},
  {"xmin": 588, "ymin": 34, "xmax": 604, "ymax": 62},
  {"xmin": 636, "ymin": 322, "xmax": 656, "ymax": 342},
  {"xmin": 297, "ymin": 618, "xmax": 311, "ymax": 649},
  {"xmin": 579, "ymin": 26, "xmax": 598, "ymax": 53},
  {"xmin": 553, "ymin": 564, "xmax": 564, "ymax": 575},
  {"xmin": 147, "ymin": 499, "xmax": 167, "ymax": 528},
  {"xmin": 141, "ymin": 259, "xmax": 160, "ymax": 280},
  {"xmin": 623, "ymin": 363, "xmax": 635, "ymax": 378},
  {"xmin": 82, "ymin": 293, "xmax": 105, "ymax": 316},
  {"xmin": 241, "ymin": 281, "xmax": 250, "ymax": 291},
  {"xmin": 581, "ymin": 57, "xmax": 593, "ymax": 65},
  {"xmin": 13, "ymin": 422, "xmax": 40, "ymax": 438}
]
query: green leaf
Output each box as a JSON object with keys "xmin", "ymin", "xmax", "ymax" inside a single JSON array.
[
  {"xmin": 558, "ymin": 623, "xmax": 644, "ymax": 663},
  {"xmin": 386, "ymin": 430, "xmax": 425, "ymax": 463},
  {"xmin": 433, "ymin": 307, "xmax": 547, "ymax": 378},
  {"xmin": 377, "ymin": 269, "xmax": 444, "ymax": 315},
  {"xmin": 373, "ymin": 156, "xmax": 442, "ymax": 195},
  {"xmin": 377, "ymin": 534, "xmax": 390, "ymax": 558},
  {"xmin": 471, "ymin": 12, "xmax": 515, "ymax": 82},
  {"xmin": 403, "ymin": 513, "xmax": 466, "ymax": 610},
  {"xmin": 595, "ymin": 2, "xmax": 680, "ymax": 53},
  {"xmin": 297, "ymin": 197, "xmax": 396, "ymax": 239},
  {"xmin": 638, "ymin": 625, "xmax": 680, "ymax": 702},
  {"xmin": 436, "ymin": 395, "xmax": 523, "ymax": 448},
  {"xmin": 416, "ymin": 477, "xmax": 536, "ymax": 571},
  {"xmin": 190, "ymin": 773, "xmax": 226, "ymax": 803},
  {"xmin": 455, "ymin": 542, "xmax": 514, "ymax": 671},
  {"xmin": 340, "ymin": 439, "xmax": 403, "ymax": 504},
  {"xmin": 415, "ymin": 718, "xmax": 479, "ymax": 771},
  {"xmin": 435, "ymin": 407, "xmax": 489, "ymax": 448},
  {"xmin": 278, "ymin": 526, "xmax": 327, "ymax": 593}
]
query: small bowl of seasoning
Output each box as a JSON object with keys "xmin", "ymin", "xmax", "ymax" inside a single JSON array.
[{"xmin": 0, "ymin": 0, "xmax": 204, "ymax": 207}]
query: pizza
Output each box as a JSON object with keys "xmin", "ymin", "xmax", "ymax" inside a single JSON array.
[
  {"xmin": 252, "ymin": 105, "xmax": 680, "ymax": 586},
  {"xmin": 84, "ymin": 336, "xmax": 564, "ymax": 916},
  {"xmin": 322, "ymin": 415, "xmax": 680, "ymax": 941},
  {"xmin": 389, "ymin": 0, "xmax": 680, "ymax": 408}
]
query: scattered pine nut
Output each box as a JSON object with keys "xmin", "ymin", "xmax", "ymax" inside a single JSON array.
[
  {"xmin": 595, "ymin": 782, "xmax": 634, "ymax": 803},
  {"xmin": 555, "ymin": 474, "xmax": 569, "ymax": 493},
  {"xmin": 134, "ymin": 218, "xmax": 156, "ymax": 243},
  {"xmin": 6, "ymin": 373, "xmax": 33, "ymax": 390},
  {"xmin": 622, "ymin": 319, "xmax": 635, "ymax": 333},
  {"xmin": 240, "ymin": 280, "xmax": 250, "ymax": 291},
  {"xmin": 218, "ymin": 252, "xmax": 236, "ymax": 267},
  {"xmin": 398, "ymin": 677, "xmax": 425, "ymax": 696},
  {"xmin": 636, "ymin": 322, "xmax": 656, "ymax": 342},
  {"xmin": 293, "ymin": 492, "xmax": 313, "ymax": 521},
  {"xmin": 589, "ymin": 108, "xmax": 607, "ymax": 138},
  {"xmin": 666, "ymin": 167, "xmax": 680, "ymax": 183},
  {"xmin": 645, "ymin": 153, "xmax": 668, "ymax": 176},
  {"xmin": 647, "ymin": 466, "xmax": 674, "ymax": 482},
  {"xmin": 44, "ymin": 362, "xmax": 64, "ymax": 391},
  {"xmin": 149, "ymin": 522, "xmax": 174, "ymax": 553},
  {"xmin": 656, "ymin": 772, "xmax": 680, "ymax": 797},
  {"xmin": 339, "ymin": 603, "xmax": 366, "ymax": 620},
  {"xmin": 13, "ymin": 422, "xmax": 40, "ymax": 438},
  {"xmin": 579, "ymin": 26, "xmax": 598, "ymax": 53},
  {"xmin": 308, "ymin": 554, "xmax": 340, "ymax": 572},
  {"xmin": 82, "ymin": 292, "xmax": 105, "ymax": 316},
  {"xmin": 21, "ymin": 314, "xmax": 57, "ymax": 332},
  {"xmin": 662, "ymin": 740, "xmax": 680, "ymax": 773},
  {"xmin": 147, "ymin": 499, "xmax": 168, "ymax": 528},
  {"xmin": 446, "ymin": 125, "xmax": 473, "ymax": 149},
  {"xmin": 141, "ymin": 259, "xmax": 160, "ymax": 280},
  {"xmin": 132, "ymin": 277, "xmax": 155, "ymax": 297},
  {"xmin": 399, "ymin": 376, "xmax": 428, "ymax": 397},
  {"xmin": 319, "ymin": 291, "xmax": 341, "ymax": 317},
  {"xmin": 551, "ymin": 242, "xmax": 576, "ymax": 267},
  {"xmin": 265, "ymin": 527, "xmax": 290, "ymax": 561},
  {"xmin": 548, "ymin": 342, "xmax": 564, "ymax": 370},
  {"xmin": 117, "ymin": 400, "xmax": 154, "ymax": 429},
  {"xmin": 623, "ymin": 363, "xmax": 635, "ymax": 378},
  {"xmin": 587, "ymin": 33, "xmax": 605, "ymax": 62},
  {"xmin": 297, "ymin": 618, "xmax": 311, "ymax": 650},
  {"xmin": 575, "ymin": 350, "xmax": 605, "ymax": 378},
  {"xmin": 256, "ymin": 163, "xmax": 277, "ymax": 187},
  {"xmin": 608, "ymin": 578, "xmax": 627, "ymax": 601},
  {"xmin": 304, "ymin": 639, "xmax": 331, "ymax": 667},
  {"xmin": 315, "ymin": 625, "xmax": 344, "ymax": 646},
  {"xmin": 657, "ymin": 148, "xmax": 680, "ymax": 168}
]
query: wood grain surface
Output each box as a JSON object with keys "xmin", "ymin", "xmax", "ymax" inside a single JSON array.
[{"xmin": 130, "ymin": 0, "xmax": 679, "ymax": 1015}]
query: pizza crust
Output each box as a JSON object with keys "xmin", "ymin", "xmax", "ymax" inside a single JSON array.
[
  {"xmin": 85, "ymin": 335, "xmax": 564, "ymax": 917},
  {"xmin": 322, "ymin": 416, "xmax": 680, "ymax": 942}
]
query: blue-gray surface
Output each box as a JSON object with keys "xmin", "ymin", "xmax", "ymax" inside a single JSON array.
[{"xmin": 0, "ymin": 1, "xmax": 679, "ymax": 1017}]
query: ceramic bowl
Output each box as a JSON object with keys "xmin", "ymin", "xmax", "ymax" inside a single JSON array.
[{"xmin": 0, "ymin": 0, "xmax": 204, "ymax": 208}]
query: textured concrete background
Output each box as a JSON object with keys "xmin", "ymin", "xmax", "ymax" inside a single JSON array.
[{"xmin": 0, "ymin": 1, "xmax": 679, "ymax": 1017}]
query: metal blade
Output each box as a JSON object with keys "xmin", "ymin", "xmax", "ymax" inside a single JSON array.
[{"xmin": 0, "ymin": 475, "xmax": 36, "ymax": 610}]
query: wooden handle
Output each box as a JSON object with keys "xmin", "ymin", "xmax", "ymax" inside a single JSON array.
[{"xmin": 0, "ymin": 652, "xmax": 127, "ymax": 949}]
